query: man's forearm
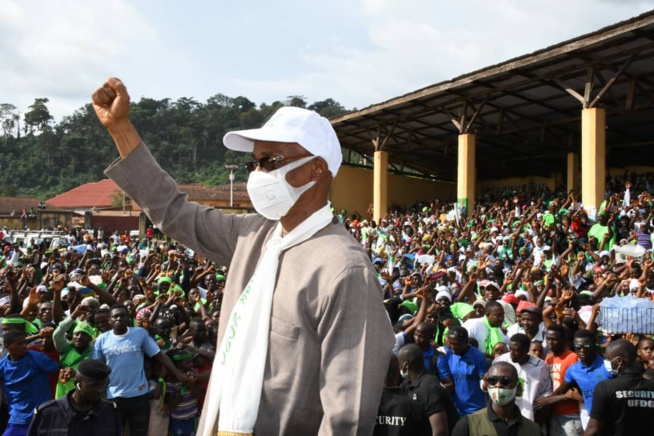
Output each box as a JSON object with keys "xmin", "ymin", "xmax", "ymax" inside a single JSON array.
[
  {"xmin": 154, "ymin": 350, "xmax": 180, "ymax": 378},
  {"xmin": 107, "ymin": 121, "xmax": 141, "ymax": 158}
]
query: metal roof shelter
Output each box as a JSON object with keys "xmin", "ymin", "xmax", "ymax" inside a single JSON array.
[{"xmin": 331, "ymin": 11, "xmax": 654, "ymax": 183}]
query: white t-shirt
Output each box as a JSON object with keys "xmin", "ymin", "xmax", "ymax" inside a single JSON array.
[
  {"xmin": 492, "ymin": 353, "xmax": 552, "ymax": 420},
  {"xmin": 462, "ymin": 317, "xmax": 508, "ymax": 353}
]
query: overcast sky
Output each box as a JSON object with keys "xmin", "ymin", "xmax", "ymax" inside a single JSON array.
[{"xmin": 2, "ymin": 0, "xmax": 654, "ymax": 121}]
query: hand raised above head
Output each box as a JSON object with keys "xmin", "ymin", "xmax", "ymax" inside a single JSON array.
[{"xmin": 92, "ymin": 77, "xmax": 131, "ymax": 129}]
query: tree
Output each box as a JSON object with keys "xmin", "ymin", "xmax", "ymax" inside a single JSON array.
[
  {"xmin": 0, "ymin": 103, "xmax": 18, "ymax": 139},
  {"xmin": 23, "ymin": 98, "xmax": 54, "ymax": 134},
  {"xmin": 232, "ymin": 96, "xmax": 256, "ymax": 113},
  {"xmin": 287, "ymin": 95, "xmax": 307, "ymax": 108},
  {"xmin": 0, "ymin": 91, "xmax": 352, "ymax": 199},
  {"xmin": 110, "ymin": 188, "xmax": 127, "ymax": 207},
  {"xmin": 308, "ymin": 98, "xmax": 348, "ymax": 118}
]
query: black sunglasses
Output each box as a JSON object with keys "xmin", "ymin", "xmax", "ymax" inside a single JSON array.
[
  {"xmin": 245, "ymin": 155, "xmax": 309, "ymax": 173},
  {"xmin": 573, "ymin": 344, "xmax": 595, "ymax": 351},
  {"xmin": 486, "ymin": 376, "xmax": 517, "ymax": 387}
]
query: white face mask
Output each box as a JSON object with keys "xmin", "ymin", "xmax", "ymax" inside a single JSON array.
[
  {"xmin": 487, "ymin": 386, "xmax": 517, "ymax": 406},
  {"xmin": 400, "ymin": 366, "xmax": 409, "ymax": 380},
  {"xmin": 247, "ymin": 156, "xmax": 317, "ymax": 220},
  {"xmin": 604, "ymin": 357, "xmax": 619, "ymax": 376}
]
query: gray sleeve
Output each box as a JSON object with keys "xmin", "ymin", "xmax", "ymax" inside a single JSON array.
[
  {"xmin": 316, "ymin": 265, "xmax": 394, "ymax": 435},
  {"xmin": 538, "ymin": 362, "xmax": 553, "ymax": 396},
  {"xmin": 104, "ymin": 143, "xmax": 259, "ymax": 266},
  {"xmin": 52, "ymin": 316, "xmax": 74, "ymax": 352}
]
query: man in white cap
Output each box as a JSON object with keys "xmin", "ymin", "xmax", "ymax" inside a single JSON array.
[{"xmin": 91, "ymin": 78, "xmax": 393, "ymax": 436}]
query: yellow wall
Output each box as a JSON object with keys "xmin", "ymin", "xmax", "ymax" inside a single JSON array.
[
  {"xmin": 479, "ymin": 165, "xmax": 654, "ymax": 196},
  {"xmin": 330, "ymin": 165, "xmax": 455, "ymax": 217},
  {"xmin": 331, "ymin": 161, "xmax": 654, "ymax": 216}
]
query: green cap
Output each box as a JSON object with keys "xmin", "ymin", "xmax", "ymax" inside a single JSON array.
[
  {"xmin": 73, "ymin": 322, "xmax": 94, "ymax": 338},
  {"xmin": 400, "ymin": 300, "xmax": 418, "ymax": 315},
  {"xmin": 156, "ymin": 276, "xmax": 173, "ymax": 285}
]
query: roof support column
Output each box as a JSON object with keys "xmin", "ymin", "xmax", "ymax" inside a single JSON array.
[
  {"xmin": 581, "ymin": 108, "xmax": 606, "ymax": 213},
  {"xmin": 139, "ymin": 212, "xmax": 148, "ymax": 238},
  {"xmin": 457, "ymin": 133, "xmax": 476, "ymax": 214},
  {"xmin": 567, "ymin": 152, "xmax": 580, "ymax": 193},
  {"xmin": 373, "ymin": 150, "xmax": 388, "ymax": 224}
]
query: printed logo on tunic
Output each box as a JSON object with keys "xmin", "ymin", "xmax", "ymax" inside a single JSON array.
[
  {"xmin": 104, "ymin": 344, "xmax": 139, "ymax": 357},
  {"xmin": 375, "ymin": 416, "xmax": 407, "ymax": 426},
  {"xmin": 616, "ymin": 389, "xmax": 654, "ymax": 408}
]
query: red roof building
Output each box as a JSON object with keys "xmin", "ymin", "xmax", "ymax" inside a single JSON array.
[
  {"xmin": 46, "ymin": 179, "xmax": 251, "ymax": 210},
  {"xmin": 47, "ymin": 179, "xmax": 120, "ymax": 209}
]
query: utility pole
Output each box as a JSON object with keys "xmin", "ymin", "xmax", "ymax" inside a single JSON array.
[{"xmin": 225, "ymin": 165, "xmax": 239, "ymax": 207}]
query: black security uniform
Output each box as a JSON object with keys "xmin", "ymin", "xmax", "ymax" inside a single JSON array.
[
  {"xmin": 590, "ymin": 369, "xmax": 654, "ymax": 436},
  {"xmin": 374, "ymin": 386, "xmax": 431, "ymax": 436},
  {"xmin": 401, "ymin": 371, "xmax": 460, "ymax": 433},
  {"xmin": 26, "ymin": 390, "xmax": 122, "ymax": 436}
]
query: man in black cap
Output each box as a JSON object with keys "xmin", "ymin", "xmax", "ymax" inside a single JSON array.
[{"xmin": 27, "ymin": 359, "xmax": 121, "ymax": 436}]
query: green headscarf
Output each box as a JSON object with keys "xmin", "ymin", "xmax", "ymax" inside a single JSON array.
[
  {"xmin": 2, "ymin": 317, "xmax": 38, "ymax": 335},
  {"xmin": 450, "ymin": 303, "xmax": 475, "ymax": 324}
]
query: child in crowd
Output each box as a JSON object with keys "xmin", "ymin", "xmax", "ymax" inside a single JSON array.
[
  {"xmin": 145, "ymin": 359, "xmax": 170, "ymax": 436},
  {"xmin": 165, "ymin": 349, "xmax": 201, "ymax": 436},
  {"xmin": 637, "ymin": 336, "xmax": 654, "ymax": 369},
  {"xmin": 492, "ymin": 341, "xmax": 508, "ymax": 358},
  {"xmin": 529, "ymin": 340, "xmax": 544, "ymax": 360}
]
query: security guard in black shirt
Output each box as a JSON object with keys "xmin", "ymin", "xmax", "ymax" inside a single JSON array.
[
  {"xmin": 27, "ymin": 359, "xmax": 122, "ymax": 436},
  {"xmin": 375, "ymin": 354, "xmax": 431, "ymax": 436},
  {"xmin": 585, "ymin": 339, "xmax": 654, "ymax": 436},
  {"xmin": 398, "ymin": 344, "xmax": 459, "ymax": 436}
]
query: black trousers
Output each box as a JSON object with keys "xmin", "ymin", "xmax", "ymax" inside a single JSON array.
[{"xmin": 113, "ymin": 393, "xmax": 150, "ymax": 436}]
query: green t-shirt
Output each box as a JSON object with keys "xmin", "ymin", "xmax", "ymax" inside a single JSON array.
[
  {"xmin": 588, "ymin": 223, "xmax": 615, "ymax": 250},
  {"xmin": 55, "ymin": 344, "xmax": 91, "ymax": 399}
]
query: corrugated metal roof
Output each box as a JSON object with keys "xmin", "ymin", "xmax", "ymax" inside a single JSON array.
[
  {"xmin": 331, "ymin": 10, "xmax": 654, "ymax": 181},
  {"xmin": 0, "ymin": 197, "xmax": 41, "ymax": 214}
]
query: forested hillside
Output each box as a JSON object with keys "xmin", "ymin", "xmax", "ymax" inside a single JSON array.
[{"xmin": 0, "ymin": 94, "xmax": 349, "ymax": 199}]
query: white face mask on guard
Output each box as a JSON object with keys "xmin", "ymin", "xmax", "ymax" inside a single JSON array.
[{"xmin": 247, "ymin": 156, "xmax": 317, "ymax": 220}]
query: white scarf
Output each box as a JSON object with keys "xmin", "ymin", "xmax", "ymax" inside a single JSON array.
[{"xmin": 204, "ymin": 204, "xmax": 334, "ymax": 435}]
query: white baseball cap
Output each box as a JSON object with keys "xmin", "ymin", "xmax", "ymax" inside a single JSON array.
[{"xmin": 223, "ymin": 106, "xmax": 343, "ymax": 176}]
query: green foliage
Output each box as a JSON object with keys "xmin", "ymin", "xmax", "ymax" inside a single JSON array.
[
  {"xmin": 24, "ymin": 98, "xmax": 54, "ymax": 135},
  {"xmin": 0, "ymin": 92, "xmax": 351, "ymax": 199}
]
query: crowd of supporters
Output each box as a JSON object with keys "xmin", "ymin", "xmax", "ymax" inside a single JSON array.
[{"xmin": 0, "ymin": 172, "xmax": 653, "ymax": 435}]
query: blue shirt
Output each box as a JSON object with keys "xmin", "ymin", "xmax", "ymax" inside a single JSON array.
[
  {"xmin": 437, "ymin": 345, "xmax": 488, "ymax": 416},
  {"xmin": 0, "ymin": 350, "xmax": 59, "ymax": 424},
  {"xmin": 423, "ymin": 345, "xmax": 437, "ymax": 375},
  {"xmin": 564, "ymin": 353, "xmax": 612, "ymax": 414},
  {"xmin": 93, "ymin": 327, "xmax": 160, "ymax": 399}
]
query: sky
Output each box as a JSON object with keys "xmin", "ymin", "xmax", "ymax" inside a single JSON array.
[{"xmin": 2, "ymin": 0, "xmax": 654, "ymax": 122}]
